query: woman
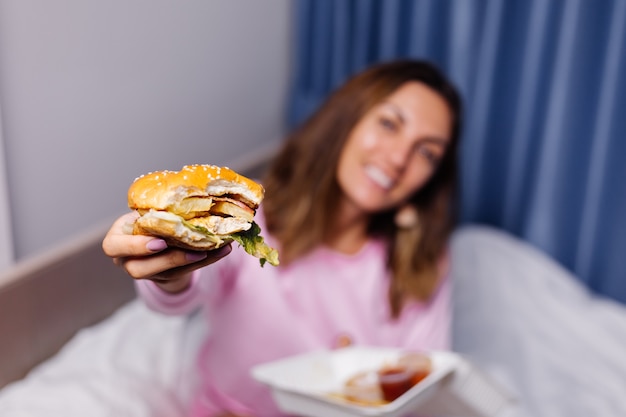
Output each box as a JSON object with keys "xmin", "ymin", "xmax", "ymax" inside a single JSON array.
[{"xmin": 102, "ymin": 59, "xmax": 463, "ymax": 417}]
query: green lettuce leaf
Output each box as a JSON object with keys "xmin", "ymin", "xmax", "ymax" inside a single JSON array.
[
  {"xmin": 182, "ymin": 218, "xmax": 279, "ymax": 267},
  {"xmin": 232, "ymin": 222, "xmax": 280, "ymax": 267}
]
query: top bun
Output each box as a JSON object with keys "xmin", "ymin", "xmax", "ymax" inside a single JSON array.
[{"xmin": 128, "ymin": 164, "xmax": 264, "ymax": 211}]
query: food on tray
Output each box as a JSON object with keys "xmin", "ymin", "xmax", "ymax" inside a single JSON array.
[
  {"xmin": 127, "ymin": 164, "xmax": 279, "ymax": 266},
  {"xmin": 338, "ymin": 351, "xmax": 432, "ymax": 406}
]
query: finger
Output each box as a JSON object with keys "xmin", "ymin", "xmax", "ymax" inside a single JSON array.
[
  {"xmin": 153, "ymin": 244, "xmax": 233, "ymax": 280},
  {"xmin": 103, "ymin": 234, "xmax": 167, "ymax": 258},
  {"xmin": 122, "ymin": 248, "xmax": 197, "ymax": 279},
  {"xmin": 111, "ymin": 211, "xmax": 140, "ymax": 235},
  {"xmin": 124, "ymin": 244, "xmax": 232, "ymax": 280},
  {"xmin": 102, "ymin": 212, "xmax": 168, "ymax": 258}
]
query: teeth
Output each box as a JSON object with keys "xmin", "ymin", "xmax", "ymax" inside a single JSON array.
[{"xmin": 365, "ymin": 166, "xmax": 393, "ymax": 189}]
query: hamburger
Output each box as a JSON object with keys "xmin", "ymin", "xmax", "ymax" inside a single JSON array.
[{"xmin": 127, "ymin": 164, "xmax": 279, "ymax": 266}]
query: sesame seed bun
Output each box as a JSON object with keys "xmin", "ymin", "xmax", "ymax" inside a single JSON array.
[{"xmin": 128, "ymin": 164, "xmax": 264, "ymax": 211}]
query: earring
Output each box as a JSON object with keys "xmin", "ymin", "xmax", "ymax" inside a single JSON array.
[{"xmin": 394, "ymin": 204, "xmax": 419, "ymax": 229}]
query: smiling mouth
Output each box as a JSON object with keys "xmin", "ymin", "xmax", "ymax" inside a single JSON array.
[{"xmin": 365, "ymin": 166, "xmax": 394, "ymax": 190}]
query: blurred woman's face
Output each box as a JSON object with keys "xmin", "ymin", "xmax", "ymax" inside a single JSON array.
[{"xmin": 337, "ymin": 81, "xmax": 453, "ymax": 215}]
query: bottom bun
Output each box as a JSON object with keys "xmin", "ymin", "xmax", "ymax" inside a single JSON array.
[{"xmin": 133, "ymin": 210, "xmax": 231, "ymax": 251}]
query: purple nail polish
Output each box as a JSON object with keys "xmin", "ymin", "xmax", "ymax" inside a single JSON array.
[
  {"xmin": 185, "ymin": 251, "xmax": 208, "ymax": 262},
  {"xmin": 146, "ymin": 239, "xmax": 167, "ymax": 252},
  {"xmin": 216, "ymin": 245, "xmax": 232, "ymax": 256}
]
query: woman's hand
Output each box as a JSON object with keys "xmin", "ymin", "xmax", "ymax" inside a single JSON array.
[{"xmin": 102, "ymin": 212, "xmax": 232, "ymax": 293}]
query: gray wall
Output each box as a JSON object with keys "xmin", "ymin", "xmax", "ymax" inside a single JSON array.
[{"xmin": 0, "ymin": 0, "xmax": 292, "ymax": 263}]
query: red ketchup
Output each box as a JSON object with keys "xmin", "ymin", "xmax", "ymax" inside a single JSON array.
[{"xmin": 377, "ymin": 367, "xmax": 417, "ymax": 402}]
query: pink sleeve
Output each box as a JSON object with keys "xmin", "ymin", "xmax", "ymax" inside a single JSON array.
[
  {"xmin": 134, "ymin": 270, "xmax": 204, "ymax": 316},
  {"xmin": 424, "ymin": 247, "xmax": 452, "ymax": 350},
  {"xmin": 430, "ymin": 275, "xmax": 452, "ymax": 350},
  {"xmin": 402, "ymin": 267, "xmax": 452, "ymax": 351}
]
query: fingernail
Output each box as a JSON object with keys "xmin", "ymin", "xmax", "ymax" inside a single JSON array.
[
  {"xmin": 216, "ymin": 245, "xmax": 232, "ymax": 256},
  {"xmin": 146, "ymin": 239, "xmax": 167, "ymax": 252},
  {"xmin": 185, "ymin": 251, "xmax": 208, "ymax": 262}
]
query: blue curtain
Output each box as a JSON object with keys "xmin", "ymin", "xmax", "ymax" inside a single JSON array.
[{"xmin": 288, "ymin": 0, "xmax": 626, "ymax": 305}]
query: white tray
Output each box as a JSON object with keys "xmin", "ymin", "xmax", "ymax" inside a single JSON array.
[{"xmin": 251, "ymin": 346, "xmax": 515, "ymax": 417}]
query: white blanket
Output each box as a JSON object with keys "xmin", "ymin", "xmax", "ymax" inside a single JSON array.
[
  {"xmin": 0, "ymin": 300, "xmax": 205, "ymax": 417},
  {"xmin": 451, "ymin": 226, "xmax": 626, "ymax": 417},
  {"xmin": 1, "ymin": 225, "xmax": 625, "ymax": 416}
]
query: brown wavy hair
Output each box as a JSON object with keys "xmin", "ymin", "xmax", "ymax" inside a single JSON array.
[{"xmin": 262, "ymin": 59, "xmax": 463, "ymax": 317}]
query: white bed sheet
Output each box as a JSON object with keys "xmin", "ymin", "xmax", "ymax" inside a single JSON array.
[
  {"xmin": 1, "ymin": 225, "xmax": 625, "ymax": 416},
  {"xmin": 451, "ymin": 226, "xmax": 626, "ymax": 417},
  {"xmin": 0, "ymin": 299, "xmax": 205, "ymax": 417}
]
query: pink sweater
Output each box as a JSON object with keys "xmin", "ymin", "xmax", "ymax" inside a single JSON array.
[{"xmin": 136, "ymin": 212, "xmax": 451, "ymax": 417}]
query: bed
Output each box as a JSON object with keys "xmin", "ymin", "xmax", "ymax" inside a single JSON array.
[{"xmin": 0, "ymin": 224, "xmax": 625, "ymax": 416}]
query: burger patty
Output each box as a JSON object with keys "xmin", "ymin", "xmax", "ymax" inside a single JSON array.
[{"xmin": 186, "ymin": 214, "xmax": 252, "ymax": 235}]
